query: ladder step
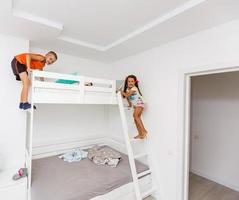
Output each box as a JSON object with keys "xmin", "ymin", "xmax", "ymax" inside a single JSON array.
[
  {"xmin": 137, "ymin": 169, "xmax": 151, "ymax": 178},
  {"xmin": 130, "ymin": 138, "xmax": 144, "ymax": 142},
  {"xmin": 130, "ymin": 138, "xmax": 137, "ymax": 142},
  {"xmin": 134, "ymin": 153, "xmax": 148, "ymax": 159},
  {"xmin": 141, "ymin": 187, "xmax": 157, "ymax": 199},
  {"xmin": 124, "ymin": 108, "xmax": 132, "ymax": 111},
  {"xmin": 124, "ymin": 106, "xmax": 132, "ymax": 110}
]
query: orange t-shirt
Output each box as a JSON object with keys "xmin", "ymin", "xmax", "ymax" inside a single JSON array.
[{"xmin": 15, "ymin": 53, "xmax": 46, "ymax": 70}]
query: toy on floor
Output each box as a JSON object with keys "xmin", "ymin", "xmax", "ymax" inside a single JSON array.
[{"xmin": 12, "ymin": 168, "xmax": 28, "ymax": 180}]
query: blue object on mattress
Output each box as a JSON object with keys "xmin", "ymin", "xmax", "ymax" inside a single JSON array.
[{"xmin": 55, "ymin": 72, "xmax": 79, "ymax": 84}]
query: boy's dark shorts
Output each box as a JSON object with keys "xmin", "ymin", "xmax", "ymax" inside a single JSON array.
[{"xmin": 11, "ymin": 58, "xmax": 28, "ymax": 81}]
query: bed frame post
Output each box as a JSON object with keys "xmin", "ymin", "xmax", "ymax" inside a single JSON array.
[
  {"xmin": 26, "ymin": 71, "xmax": 35, "ymax": 200},
  {"xmin": 79, "ymin": 76, "xmax": 85, "ymax": 104},
  {"xmin": 111, "ymin": 81, "xmax": 116, "ymax": 104}
]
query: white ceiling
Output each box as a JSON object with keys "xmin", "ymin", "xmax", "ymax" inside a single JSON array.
[
  {"xmin": 14, "ymin": 0, "xmax": 189, "ymax": 46},
  {"xmin": 1, "ymin": 0, "xmax": 239, "ymax": 61}
]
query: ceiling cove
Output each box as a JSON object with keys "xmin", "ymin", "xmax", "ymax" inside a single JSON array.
[{"xmin": 12, "ymin": 0, "xmax": 207, "ymax": 52}]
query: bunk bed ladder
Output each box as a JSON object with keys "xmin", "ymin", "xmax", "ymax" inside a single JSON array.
[{"xmin": 117, "ymin": 92, "xmax": 156, "ymax": 200}]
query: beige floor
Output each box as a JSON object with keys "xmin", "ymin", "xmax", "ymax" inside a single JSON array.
[
  {"xmin": 189, "ymin": 173, "xmax": 239, "ymax": 200},
  {"xmin": 144, "ymin": 173, "xmax": 239, "ymax": 200}
]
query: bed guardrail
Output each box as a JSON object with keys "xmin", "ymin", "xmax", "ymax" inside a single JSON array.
[{"xmin": 30, "ymin": 70, "xmax": 117, "ymax": 104}]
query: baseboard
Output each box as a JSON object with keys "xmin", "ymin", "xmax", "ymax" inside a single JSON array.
[
  {"xmin": 32, "ymin": 136, "xmax": 123, "ymax": 159},
  {"xmin": 190, "ymin": 169, "xmax": 239, "ymax": 192},
  {"xmin": 32, "ymin": 135, "xmax": 106, "ymax": 159},
  {"xmin": 104, "ymin": 138, "xmax": 127, "ymax": 154}
]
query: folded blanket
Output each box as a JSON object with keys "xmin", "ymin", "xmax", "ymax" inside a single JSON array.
[
  {"xmin": 55, "ymin": 72, "xmax": 79, "ymax": 84},
  {"xmin": 59, "ymin": 148, "xmax": 88, "ymax": 162},
  {"xmin": 87, "ymin": 145, "xmax": 121, "ymax": 167}
]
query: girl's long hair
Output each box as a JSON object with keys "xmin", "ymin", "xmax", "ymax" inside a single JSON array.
[{"xmin": 123, "ymin": 75, "xmax": 142, "ymax": 97}]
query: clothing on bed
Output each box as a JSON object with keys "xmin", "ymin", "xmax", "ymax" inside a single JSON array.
[
  {"xmin": 87, "ymin": 145, "xmax": 121, "ymax": 167},
  {"xmin": 58, "ymin": 148, "xmax": 88, "ymax": 162},
  {"xmin": 31, "ymin": 146, "xmax": 150, "ymax": 200}
]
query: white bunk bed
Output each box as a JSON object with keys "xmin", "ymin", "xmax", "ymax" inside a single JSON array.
[
  {"xmin": 26, "ymin": 70, "xmax": 156, "ymax": 200},
  {"xmin": 31, "ymin": 70, "xmax": 117, "ymax": 104}
]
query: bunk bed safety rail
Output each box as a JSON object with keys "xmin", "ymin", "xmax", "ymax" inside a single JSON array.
[
  {"xmin": 31, "ymin": 71, "xmax": 117, "ymax": 104},
  {"xmin": 32, "ymin": 70, "xmax": 81, "ymax": 82}
]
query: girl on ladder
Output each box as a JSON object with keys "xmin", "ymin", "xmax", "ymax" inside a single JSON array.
[{"xmin": 121, "ymin": 75, "xmax": 147, "ymax": 139}]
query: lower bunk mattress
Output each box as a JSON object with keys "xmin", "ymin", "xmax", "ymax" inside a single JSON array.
[{"xmin": 31, "ymin": 150, "xmax": 150, "ymax": 200}]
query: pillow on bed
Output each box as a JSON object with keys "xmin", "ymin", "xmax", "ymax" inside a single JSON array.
[{"xmin": 55, "ymin": 72, "xmax": 79, "ymax": 84}]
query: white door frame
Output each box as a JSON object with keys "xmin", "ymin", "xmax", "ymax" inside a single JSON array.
[{"xmin": 179, "ymin": 60, "xmax": 239, "ymax": 200}]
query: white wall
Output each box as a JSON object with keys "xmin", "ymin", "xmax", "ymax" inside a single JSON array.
[
  {"xmin": 30, "ymin": 47, "xmax": 116, "ymax": 152},
  {"xmin": 30, "ymin": 47, "xmax": 113, "ymax": 78},
  {"xmin": 30, "ymin": 17, "xmax": 239, "ymax": 200},
  {"xmin": 0, "ymin": 34, "xmax": 29, "ymax": 170},
  {"xmin": 32, "ymin": 104, "xmax": 109, "ymax": 153},
  {"xmin": 190, "ymin": 72, "xmax": 239, "ymax": 191},
  {"xmin": 110, "ymin": 18, "xmax": 239, "ymax": 200}
]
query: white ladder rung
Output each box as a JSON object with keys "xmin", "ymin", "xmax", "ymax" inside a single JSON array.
[
  {"xmin": 141, "ymin": 187, "xmax": 157, "ymax": 199},
  {"xmin": 137, "ymin": 169, "xmax": 151, "ymax": 178},
  {"xmin": 130, "ymin": 138, "xmax": 138, "ymax": 142},
  {"xmin": 134, "ymin": 153, "xmax": 148, "ymax": 159},
  {"xmin": 130, "ymin": 138, "xmax": 145, "ymax": 142},
  {"xmin": 124, "ymin": 106, "xmax": 132, "ymax": 110}
]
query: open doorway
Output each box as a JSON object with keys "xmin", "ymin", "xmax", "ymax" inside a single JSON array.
[{"xmin": 183, "ymin": 68, "xmax": 239, "ymax": 200}]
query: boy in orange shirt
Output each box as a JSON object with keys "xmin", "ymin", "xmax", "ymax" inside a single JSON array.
[{"xmin": 11, "ymin": 51, "xmax": 57, "ymax": 110}]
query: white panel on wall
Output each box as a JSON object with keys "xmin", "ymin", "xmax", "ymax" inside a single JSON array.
[
  {"xmin": 0, "ymin": 34, "xmax": 29, "ymax": 170},
  {"xmin": 190, "ymin": 72, "xmax": 239, "ymax": 191},
  {"xmin": 33, "ymin": 104, "xmax": 108, "ymax": 149}
]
